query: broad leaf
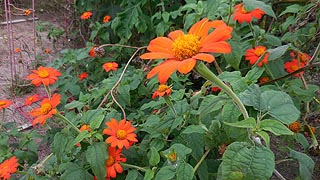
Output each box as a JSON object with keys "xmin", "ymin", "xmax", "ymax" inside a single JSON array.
[
  {"xmin": 155, "ymin": 166, "xmax": 176, "ymax": 180},
  {"xmin": 144, "ymin": 169, "xmax": 155, "ymax": 180},
  {"xmin": 182, "ymin": 125, "xmax": 207, "ymax": 134},
  {"xmin": 85, "ymin": 142, "xmax": 107, "ymax": 180},
  {"xmin": 73, "ymin": 130, "xmax": 90, "ymax": 145},
  {"xmin": 260, "ymin": 119, "xmax": 294, "ymax": 136},
  {"xmin": 61, "ymin": 163, "xmax": 93, "ymax": 180},
  {"xmin": 243, "ymin": 0, "xmax": 276, "ymax": 18},
  {"xmin": 219, "ymin": 142, "xmax": 275, "ymax": 180},
  {"xmin": 176, "ymin": 162, "xmax": 194, "ymax": 180},
  {"xmin": 289, "ymin": 149, "xmax": 315, "ymax": 180},
  {"xmin": 149, "ymin": 147, "xmax": 160, "ymax": 166},
  {"xmin": 267, "ymin": 44, "xmax": 290, "ymax": 61},
  {"xmin": 224, "ymin": 117, "xmax": 256, "ymax": 129}
]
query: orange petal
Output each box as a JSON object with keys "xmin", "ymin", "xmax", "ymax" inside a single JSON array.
[
  {"xmin": 201, "ymin": 26, "xmax": 232, "ymax": 44},
  {"xmin": 147, "ymin": 60, "xmax": 180, "ymax": 84},
  {"xmin": 188, "ymin": 18, "xmax": 209, "ymax": 37},
  {"xmin": 168, "ymin": 30, "xmax": 185, "ymax": 40},
  {"xmin": 140, "ymin": 52, "xmax": 175, "ymax": 60},
  {"xmin": 177, "ymin": 58, "xmax": 196, "ymax": 74},
  {"xmin": 200, "ymin": 41, "xmax": 232, "ymax": 54},
  {"xmin": 208, "ymin": 20, "xmax": 228, "ymax": 28},
  {"xmin": 148, "ymin": 37, "xmax": 173, "ymax": 54},
  {"xmin": 193, "ymin": 53, "xmax": 215, "ymax": 63}
]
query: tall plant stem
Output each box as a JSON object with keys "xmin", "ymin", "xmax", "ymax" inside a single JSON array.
[
  {"xmin": 54, "ymin": 113, "xmax": 80, "ymax": 133},
  {"xmin": 194, "ymin": 62, "xmax": 249, "ymax": 119},
  {"xmin": 193, "ymin": 148, "xmax": 211, "ymax": 173}
]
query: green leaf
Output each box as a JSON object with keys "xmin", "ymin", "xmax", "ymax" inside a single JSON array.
[
  {"xmin": 61, "ymin": 163, "xmax": 93, "ymax": 180},
  {"xmin": 72, "ymin": 130, "xmax": 90, "ymax": 145},
  {"xmin": 221, "ymin": 103, "xmax": 242, "ymax": 123},
  {"xmin": 176, "ymin": 162, "xmax": 194, "ymax": 180},
  {"xmin": 244, "ymin": 67, "xmax": 264, "ymax": 84},
  {"xmin": 155, "ymin": 166, "xmax": 176, "ymax": 180},
  {"xmin": 261, "ymin": 90, "xmax": 300, "ymax": 124},
  {"xmin": 198, "ymin": 95, "xmax": 227, "ymax": 116},
  {"xmin": 83, "ymin": 110, "xmax": 105, "ymax": 129},
  {"xmin": 182, "ymin": 125, "xmax": 206, "ymax": 134},
  {"xmin": 224, "ymin": 117, "xmax": 256, "ymax": 129},
  {"xmin": 85, "ymin": 142, "xmax": 107, "ymax": 180},
  {"xmin": 267, "ymin": 44, "xmax": 290, "ymax": 61},
  {"xmin": 294, "ymin": 133, "xmax": 309, "ymax": 150},
  {"xmin": 219, "ymin": 142, "xmax": 275, "ymax": 180},
  {"xmin": 255, "ymin": 130, "xmax": 270, "ymax": 148},
  {"xmin": 260, "ymin": 119, "xmax": 294, "ymax": 136},
  {"xmin": 162, "ymin": 143, "xmax": 192, "ymax": 161},
  {"xmin": 53, "ymin": 132, "xmax": 73, "ymax": 161},
  {"xmin": 149, "ymin": 147, "xmax": 160, "ymax": 166},
  {"xmin": 224, "ymin": 40, "xmax": 243, "ymax": 70},
  {"xmin": 289, "ymin": 149, "xmax": 315, "ymax": 180},
  {"xmin": 279, "ymin": 4, "xmax": 302, "ymax": 16},
  {"xmin": 243, "ymin": 0, "xmax": 276, "ymax": 18},
  {"xmin": 126, "ymin": 170, "xmax": 139, "ymax": 180},
  {"xmin": 144, "ymin": 169, "xmax": 155, "ymax": 180},
  {"xmin": 239, "ymin": 84, "xmax": 262, "ymax": 109},
  {"xmin": 65, "ymin": 101, "xmax": 84, "ymax": 110}
]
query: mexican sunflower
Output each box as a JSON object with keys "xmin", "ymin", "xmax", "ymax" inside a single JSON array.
[
  {"xmin": 0, "ymin": 156, "xmax": 19, "ymax": 180},
  {"xmin": 103, "ymin": 118, "xmax": 138, "ymax": 149},
  {"xmin": 23, "ymin": 9, "xmax": 32, "ymax": 16},
  {"xmin": 103, "ymin": 15, "xmax": 111, "ymax": 23},
  {"xmin": 103, "ymin": 62, "xmax": 118, "ymax": 72},
  {"xmin": 30, "ymin": 93, "xmax": 60, "ymax": 125},
  {"xmin": 78, "ymin": 72, "xmax": 88, "ymax": 80},
  {"xmin": 258, "ymin": 76, "xmax": 270, "ymax": 83},
  {"xmin": 290, "ymin": 51, "xmax": 311, "ymax": 64},
  {"xmin": 26, "ymin": 66, "xmax": 62, "ymax": 87},
  {"xmin": 284, "ymin": 59, "xmax": 305, "ymax": 77},
  {"xmin": 106, "ymin": 147, "xmax": 126, "ymax": 179},
  {"xmin": 0, "ymin": 99, "xmax": 13, "ymax": 110},
  {"xmin": 232, "ymin": 3, "xmax": 265, "ymax": 24},
  {"xmin": 25, "ymin": 94, "xmax": 40, "ymax": 106},
  {"xmin": 152, "ymin": 84, "xmax": 172, "ymax": 99},
  {"xmin": 140, "ymin": 18, "xmax": 233, "ymax": 84},
  {"xmin": 245, "ymin": 46, "xmax": 269, "ymax": 67},
  {"xmin": 80, "ymin": 11, "xmax": 92, "ymax": 20}
]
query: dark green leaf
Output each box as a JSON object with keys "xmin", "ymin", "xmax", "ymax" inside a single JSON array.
[
  {"xmin": 149, "ymin": 147, "xmax": 160, "ymax": 166},
  {"xmin": 244, "ymin": 67, "xmax": 265, "ymax": 84},
  {"xmin": 182, "ymin": 125, "xmax": 207, "ymax": 134},
  {"xmin": 176, "ymin": 162, "xmax": 194, "ymax": 180},
  {"xmin": 224, "ymin": 117, "xmax": 256, "ymax": 129},
  {"xmin": 255, "ymin": 130, "xmax": 270, "ymax": 148},
  {"xmin": 260, "ymin": 119, "xmax": 294, "ymax": 136},
  {"xmin": 61, "ymin": 163, "xmax": 93, "ymax": 180},
  {"xmin": 144, "ymin": 169, "xmax": 155, "ymax": 180},
  {"xmin": 155, "ymin": 166, "xmax": 175, "ymax": 180},
  {"xmin": 72, "ymin": 130, "xmax": 90, "ymax": 145},
  {"xmin": 85, "ymin": 142, "xmax": 107, "ymax": 180},
  {"xmin": 267, "ymin": 44, "xmax": 290, "ymax": 61},
  {"xmin": 126, "ymin": 170, "xmax": 139, "ymax": 180},
  {"xmin": 243, "ymin": 0, "xmax": 276, "ymax": 18},
  {"xmin": 289, "ymin": 149, "xmax": 315, "ymax": 180}
]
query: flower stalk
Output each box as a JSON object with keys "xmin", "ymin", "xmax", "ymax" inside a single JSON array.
[
  {"xmin": 54, "ymin": 112, "xmax": 80, "ymax": 133},
  {"xmin": 121, "ymin": 162, "xmax": 147, "ymax": 172},
  {"xmin": 194, "ymin": 62, "xmax": 249, "ymax": 119}
]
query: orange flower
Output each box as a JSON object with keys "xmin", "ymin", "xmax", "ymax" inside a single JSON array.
[
  {"xmin": 30, "ymin": 94, "xmax": 60, "ymax": 125},
  {"xmin": 25, "ymin": 94, "xmax": 40, "ymax": 106},
  {"xmin": 245, "ymin": 46, "xmax": 269, "ymax": 67},
  {"xmin": 103, "ymin": 15, "xmax": 111, "ymax": 23},
  {"xmin": 152, "ymin": 84, "xmax": 172, "ymax": 99},
  {"xmin": 0, "ymin": 99, "xmax": 13, "ymax": 110},
  {"xmin": 44, "ymin": 48, "xmax": 51, "ymax": 54},
  {"xmin": 211, "ymin": 86, "xmax": 221, "ymax": 92},
  {"xmin": 290, "ymin": 51, "xmax": 311, "ymax": 64},
  {"xmin": 78, "ymin": 72, "xmax": 88, "ymax": 80},
  {"xmin": 140, "ymin": 18, "xmax": 233, "ymax": 84},
  {"xmin": 232, "ymin": 3, "xmax": 265, "ymax": 24},
  {"xmin": 106, "ymin": 147, "xmax": 126, "ymax": 179},
  {"xmin": 103, "ymin": 118, "xmax": 138, "ymax": 149},
  {"xmin": 259, "ymin": 76, "xmax": 270, "ymax": 83},
  {"xmin": 80, "ymin": 11, "xmax": 92, "ymax": 20},
  {"xmin": 15, "ymin": 48, "xmax": 21, "ymax": 53},
  {"xmin": 103, "ymin": 62, "xmax": 118, "ymax": 72},
  {"xmin": 289, "ymin": 121, "xmax": 301, "ymax": 133},
  {"xmin": 284, "ymin": 59, "xmax": 305, "ymax": 77},
  {"xmin": 26, "ymin": 66, "xmax": 62, "ymax": 86},
  {"xmin": 0, "ymin": 156, "xmax": 19, "ymax": 180},
  {"xmin": 23, "ymin": 9, "xmax": 32, "ymax": 16},
  {"xmin": 79, "ymin": 124, "xmax": 91, "ymax": 132},
  {"xmin": 88, "ymin": 46, "xmax": 96, "ymax": 57}
]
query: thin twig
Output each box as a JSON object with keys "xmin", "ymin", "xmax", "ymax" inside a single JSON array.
[
  {"xmin": 97, "ymin": 46, "xmax": 147, "ymax": 120},
  {"xmin": 193, "ymin": 148, "xmax": 211, "ymax": 173}
]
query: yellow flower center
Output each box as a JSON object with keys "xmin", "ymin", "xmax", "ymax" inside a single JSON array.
[
  {"xmin": 291, "ymin": 65, "xmax": 299, "ymax": 71},
  {"xmin": 106, "ymin": 156, "xmax": 115, "ymax": 166},
  {"xmin": 38, "ymin": 69, "xmax": 49, "ymax": 78},
  {"xmin": 172, "ymin": 34, "xmax": 200, "ymax": 60},
  {"xmin": 241, "ymin": 6, "xmax": 248, "ymax": 14},
  {"xmin": 254, "ymin": 48, "xmax": 265, "ymax": 56},
  {"xmin": 0, "ymin": 101, "xmax": 6, "ymax": 106},
  {"xmin": 29, "ymin": 97, "xmax": 33, "ymax": 101},
  {"xmin": 116, "ymin": 130, "xmax": 127, "ymax": 140},
  {"xmin": 107, "ymin": 63, "xmax": 113, "ymax": 68},
  {"xmin": 157, "ymin": 85, "xmax": 170, "ymax": 93},
  {"xmin": 40, "ymin": 103, "xmax": 52, "ymax": 115},
  {"xmin": 168, "ymin": 152, "xmax": 177, "ymax": 162}
]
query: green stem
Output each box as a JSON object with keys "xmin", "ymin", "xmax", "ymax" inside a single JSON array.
[
  {"xmin": 44, "ymin": 85, "xmax": 51, "ymax": 98},
  {"xmin": 54, "ymin": 112, "xmax": 80, "ymax": 133},
  {"xmin": 194, "ymin": 62, "xmax": 249, "ymax": 119},
  {"xmin": 248, "ymin": 23, "xmax": 256, "ymax": 47},
  {"xmin": 193, "ymin": 148, "xmax": 211, "ymax": 173},
  {"xmin": 263, "ymin": 64, "xmax": 281, "ymax": 89},
  {"xmin": 121, "ymin": 162, "xmax": 147, "ymax": 172},
  {"xmin": 0, "ymin": 109, "xmax": 5, "ymax": 131},
  {"xmin": 164, "ymin": 96, "xmax": 177, "ymax": 117}
]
